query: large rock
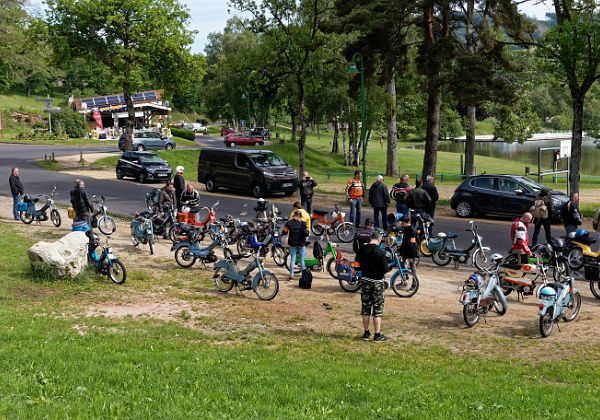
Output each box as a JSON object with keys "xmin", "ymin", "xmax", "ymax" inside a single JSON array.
[{"xmin": 27, "ymin": 231, "xmax": 89, "ymax": 279}]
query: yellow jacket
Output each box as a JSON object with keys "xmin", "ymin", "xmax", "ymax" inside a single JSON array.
[{"xmin": 290, "ymin": 208, "xmax": 311, "ymax": 232}]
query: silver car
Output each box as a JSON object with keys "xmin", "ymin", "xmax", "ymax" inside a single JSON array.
[{"xmin": 118, "ymin": 130, "xmax": 176, "ymax": 152}]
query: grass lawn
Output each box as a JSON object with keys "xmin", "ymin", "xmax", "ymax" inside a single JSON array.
[{"xmin": 2, "ymin": 220, "xmax": 600, "ymax": 417}]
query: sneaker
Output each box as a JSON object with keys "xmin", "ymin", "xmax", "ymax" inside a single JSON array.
[
  {"xmin": 361, "ymin": 330, "xmax": 371, "ymax": 341},
  {"xmin": 373, "ymin": 333, "xmax": 389, "ymax": 342}
]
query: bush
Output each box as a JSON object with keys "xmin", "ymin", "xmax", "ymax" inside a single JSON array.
[
  {"xmin": 16, "ymin": 129, "xmax": 69, "ymax": 142},
  {"xmin": 170, "ymin": 127, "xmax": 195, "ymax": 141},
  {"xmin": 51, "ymin": 110, "xmax": 86, "ymax": 138}
]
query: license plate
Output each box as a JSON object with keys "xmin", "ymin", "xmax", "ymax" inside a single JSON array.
[
  {"xmin": 282, "ymin": 183, "xmax": 292, "ymax": 187},
  {"xmin": 107, "ymin": 254, "xmax": 115, "ymax": 259},
  {"xmin": 158, "ymin": 174, "xmax": 167, "ymax": 177}
]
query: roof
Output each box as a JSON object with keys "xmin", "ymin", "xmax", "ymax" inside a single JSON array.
[{"xmin": 201, "ymin": 147, "xmax": 274, "ymax": 154}]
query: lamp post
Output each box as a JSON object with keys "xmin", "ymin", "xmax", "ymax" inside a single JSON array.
[
  {"xmin": 241, "ymin": 92, "xmax": 251, "ymax": 128},
  {"xmin": 346, "ymin": 52, "xmax": 366, "ymax": 187}
]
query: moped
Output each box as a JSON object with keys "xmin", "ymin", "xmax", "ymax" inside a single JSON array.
[
  {"xmin": 171, "ymin": 223, "xmax": 230, "ymax": 268},
  {"xmin": 213, "ymin": 234, "xmax": 280, "ymax": 300},
  {"xmin": 176, "ymin": 201, "xmax": 219, "ymax": 238},
  {"xmin": 87, "ymin": 234, "xmax": 127, "ymax": 285},
  {"xmin": 18, "ymin": 185, "xmax": 61, "ymax": 227},
  {"xmin": 538, "ymin": 276, "xmax": 581, "ymax": 337},
  {"xmin": 310, "ymin": 204, "xmax": 356, "ymax": 243},
  {"xmin": 430, "ymin": 220, "xmax": 493, "ymax": 270},
  {"xmin": 386, "ymin": 246, "xmax": 419, "ymax": 298},
  {"xmin": 91, "ymin": 195, "xmax": 116, "ymax": 235},
  {"xmin": 460, "ymin": 254, "xmax": 508, "ymax": 327},
  {"xmin": 498, "ymin": 254, "xmax": 550, "ymax": 299},
  {"xmin": 286, "ymin": 235, "xmax": 339, "ymax": 274},
  {"xmin": 564, "ymin": 229, "xmax": 598, "ymax": 271},
  {"xmin": 131, "ymin": 212, "xmax": 155, "ymax": 254}
]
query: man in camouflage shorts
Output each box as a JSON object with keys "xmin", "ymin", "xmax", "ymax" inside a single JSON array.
[{"xmin": 355, "ymin": 229, "xmax": 389, "ymax": 342}]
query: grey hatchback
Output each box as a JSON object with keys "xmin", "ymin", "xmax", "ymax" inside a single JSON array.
[{"xmin": 118, "ymin": 130, "xmax": 176, "ymax": 152}]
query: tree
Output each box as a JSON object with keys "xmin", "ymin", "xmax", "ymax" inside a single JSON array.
[
  {"xmin": 538, "ymin": 1, "xmax": 600, "ymax": 193},
  {"xmin": 47, "ymin": 0, "xmax": 196, "ymax": 150}
]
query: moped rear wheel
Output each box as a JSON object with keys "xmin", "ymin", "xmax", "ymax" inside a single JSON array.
[
  {"xmin": 590, "ymin": 279, "xmax": 600, "ymax": 299},
  {"xmin": 539, "ymin": 311, "xmax": 554, "ymax": 337},
  {"xmin": 272, "ymin": 246, "xmax": 286, "ymax": 267},
  {"xmin": 473, "ymin": 248, "xmax": 494, "ymax": 271},
  {"xmin": 108, "ymin": 259, "xmax": 127, "ymax": 285},
  {"xmin": 213, "ymin": 267, "xmax": 234, "ymax": 292},
  {"xmin": 432, "ymin": 250, "xmax": 452, "ymax": 267},
  {"xmin": 562, "ymin": 291, "xmax": 581, "ymax": 322},
  {"xmin": 566, "ymin": 247, "xmax": 584, "ymax": 271},
  {"xmin": 175, "ymin": 245, "xmax": 196, "ymax": 268},
  {"xmin": 236, "ymin": 235, "xmax": 252, "ymax": 258},
  {"xmin": 336, "ymin": 222, "xmax": 356, "ymax": 243},
  {"xmin": 311, "ymin": 221, "xmax": 325, "ymax": 237},
  {"xmin": 391, "ymin": 271, "xmax": 419, "ymax": 298},
  {"xmin": 98, "ymin": 215, "xmax": 116, "ymax": 235},
  {"xmin": 339, "ymin": 277, "xmax": 361, "ymax": 293},
  {"xmin": 552, "ymin": 257, "xmax": 570, "ymax": 282},
  {"xmin": 463, "ymin": 303, "xmax": 480, "ymax": 327},
  {"xmin": 20, "ymin": 210, "xmax": 34, "ymax": 224},
  {"xmin": 326, "ymin": 257, "xmax": 338, "ymax": 279},
  {"xmin": 419, "ymin": 238, "xmax": 432, "ymax": 257},
  {"xmin": 254, "ymin": 273, "xmax": 279, "ymax": 300},
  {"xmin": 50, "ymin": 209, "xmax": 61, "ymax": 227}
]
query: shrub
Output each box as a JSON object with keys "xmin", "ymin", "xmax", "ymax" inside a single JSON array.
[
  {"xmin": 51, "ymin": 110, "xmax": 86, "ymax": 138},
  {"xmin": 170, "ymin": 127, "xmax": 195, "ymax": 141}
]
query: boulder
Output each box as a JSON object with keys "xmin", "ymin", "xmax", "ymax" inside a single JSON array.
[{"xmin": 27, "ymin": 231, "xmax": 89, "ymax": 279}]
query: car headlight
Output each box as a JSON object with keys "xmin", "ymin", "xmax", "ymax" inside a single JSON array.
[
  {"xmin": 146, "ymin": 168, "xmax": 156, "ymax": 173},
  {"xmin": 263, "ymin": 171, "xmax": 275, "ymax": 177}
]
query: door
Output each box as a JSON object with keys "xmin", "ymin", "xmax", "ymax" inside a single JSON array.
[
  {"xmin": 148, "ymin": 132, "xmax": 164, "ymax": 149},
  {"xmin": 470, "ymin": 176, "xmax": 500, "ymax": 214},
  {"xmin": 497, "ymin": 177, "xmax": 531, "ymax": 215},
  {"xmin": 232, "ymin": 154, "xmax": 253, "ymax": 191}
]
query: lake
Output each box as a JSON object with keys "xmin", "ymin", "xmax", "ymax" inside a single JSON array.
[{"xmin": 420, "ymin": 138, "xmax": 600, "ymax": 175}]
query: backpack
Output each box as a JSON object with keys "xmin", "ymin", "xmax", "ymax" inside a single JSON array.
[
  {"xmin": 530, "ymin": 199, "xmax": 548, "ymax": 220},
  {"xmin": 299, "ymin": 268, "xmax": 312, "ymax": 289},
  {"xmin": 593, "ymin": 208, "xmax": 600, "ymax": 231},
  {"xmin": 561, "ymin": 201, "xmax": 571, "ymax": 221},
  {"xmin": 146, "ymin": 188, "xmax": 161, "ymax": 208},
  {"xmin": 313, "ymin": 241, "xmax": 324, "ymax": 260},
  {"xmin": 353, "ymin": 229, "xmax": 372, "ymax": 253}
]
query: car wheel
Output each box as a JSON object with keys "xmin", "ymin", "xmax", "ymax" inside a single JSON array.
[
  {"xmin": 116, "ymin": 169, "xmax": 124, "ymax": 180},
  {"xmin": 252, "ymin": 183, "xmax": 264, "ymax": 198},
  {"xmin": 165, "ymin": 143, "xmax": 173, "ymax": 150},
  {"xmin": 259, "ymin": 141, "xmax": 264, "ymax": 146},
  {"xmin": 206, "ymin": 177, "xmax": 218, "ymax": 192},
  {"xmin": 136, "ymin": 144, "xmax": 145, "ymax": 152},
  {"xmin": 456, "ymin": 200, "xmax": 473, "ymax": 217},
  {"xmin": 138, "ymin": 172, "xmax": 146, "ymax": 183},
  {"xmin": 225, "ymin": 142, "xmax": 231, "ymax": 147}
]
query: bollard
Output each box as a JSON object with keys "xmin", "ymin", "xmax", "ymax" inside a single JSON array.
[
  {"xmin": 51, "ymin": 152, "xmax": 55, "ymax": 162},
  {"xmin": 45, "ymin": 154, "xmax": 47, "ymax": 161},
  {"xmin": 525, "ymin": 166, "xmax": 530, "ymax": 174}
]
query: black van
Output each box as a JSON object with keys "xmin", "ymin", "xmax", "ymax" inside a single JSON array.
[{"xmin": 198, "ymin": 148, "xmax": 298, "ymax": 197}]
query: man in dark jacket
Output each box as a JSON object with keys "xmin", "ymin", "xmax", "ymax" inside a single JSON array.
[
  {"xmin": 563, "ymin": 192, "xmax": 582, "ymax": 235},
  {"xmin": 180, "ymin": 184, "xmax": 200, "ymax": 208},
  {"xmin": 368, "ymin": 175, "xmax": 390, "ymax": 230},
  {"xmin": 299, "ymin": 171, "xmax": 317, "ymax": 214},
  {"xmin": 408, "ymin": 180, "xmax": 432, "ymax": 217},
  {"xmin": 73, "ymin": 180, "xmax": 94, "ymax": 224},
  {"xmin": 173, "ymin": 166, "xmax": 186, "ymax": 211},
  {"xmin": 9, "ymin": 167, "xmax": 24, "ymax": 220},
  {"xmin": 159, "ymin": 179, "xmax": 176, "ymax": 209},
  {"xmin": 390, "ymin": 174, "xmax": 410, "ymax": 217},
  {"xmin": 399, "ymin": 215, "xmax": 419, "ymax": 275},
  {"xmin": 422, "ymin": 175, "xmax": 439, "ymax": 218}
]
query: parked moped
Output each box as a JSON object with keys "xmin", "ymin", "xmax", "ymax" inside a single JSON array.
[
  {"xmin": 429, "ymin": 221, "xmax": 493, "ymax": 270},
  {"xmin": 131, "ymin": 212, "xmax": 155, "ymax": 254},
  {"xmin": 87, "ymin": 233, "xmax": 127, "ymax": 285},
  {"xmin": 310, "ymin": 204, "xmax": 356, "ymax": 243},
  {"xmin": 18, "ymin": 185, "xmax": 61, "ymax": 227},
  {"xmin": 171, "ymin": 224, "xmax": 230, "ymax": 268},
  {"xmin": 91, "ymin": 195, "xmax": 116, "ymax": 235},
  {"xmin": 538, "ymin": 276, "xmax": 581, "ymax": 337}
]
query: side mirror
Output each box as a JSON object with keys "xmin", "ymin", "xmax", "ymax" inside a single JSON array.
[{"xmin": 515, "ymin": 189, "xmax": 523, "ymax": 195}]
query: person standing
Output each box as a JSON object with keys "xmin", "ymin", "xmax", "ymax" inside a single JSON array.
[
  {"xmin": 408, "ymin": 180, "xmax": 432, "ymax": 218},
  {"xmin": 563, "ymin": 192, "xmax": 582, "ymax": 235},
  {"xmin": 283, "ymin": 210, "xmax": 309, "ymax": 281},
  {"xmin": 159, "ymin": 179, "xmax": 176, "ymax": 209},
  {"xmin": 530, "ymin": 189, "xmax": 553, "ymax": 246},
  {"xmin": 355, "ymin": 229, "xmax": 388, "ymax": 342},
  {"xmin": 399, "ymin": 215, "xmax": 419, "ymax": 275},
  {"xmin": 511, "ymin": 212, "xmax": 533, "ymax": 264},
  {"xmin": 422, "ymin": 175, "xmax": 439, "ymax": 219},
  {"xmin": 368, "ymin": 175, "xmax": 390, "ymax": 230},
  {"xmin": 9, "ymin": 167, "xmax": 24, "ymax": 221},
  {"xmin": 346, "ymin": 170, "xmax": 364, "ymax": 226},
  {"xmin": 180, "ymin": 184, "xmax": 200, "ymax": 208},
  {"xmin": 390, "ymin": 174, "xmax": 411, "ymax": 217},
  {"xmin": 299, "ymin": 171, "xmax": 317, "ymax": 214},
  {"xmin": 290, "ymin": 201, "xmax": 311, "ymax": 233},
  {"xmin": 173, "ymin": 166, "xmax": 186, "ymax": 211},
  {"xmin": 73, "ymin": 180, "xmax": 94, "ymax": 224}
]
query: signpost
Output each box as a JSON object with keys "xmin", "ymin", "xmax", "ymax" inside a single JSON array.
[{"xmin": 537, "ymin": 143, "xmax": 571, "ymax": 196}]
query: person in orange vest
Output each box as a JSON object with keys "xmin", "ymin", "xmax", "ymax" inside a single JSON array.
[{"xmin": 346, "ymin": 170, "xmax": 364, "ymax": 226}]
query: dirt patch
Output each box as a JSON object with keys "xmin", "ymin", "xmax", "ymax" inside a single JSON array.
[{"xmin": 85, "ymin": 299, "xmax": 198, "ymax": 321}]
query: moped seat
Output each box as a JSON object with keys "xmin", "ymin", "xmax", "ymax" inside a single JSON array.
[
  {"xmin": 447, "ymin": 232, "xmax": 458, "ymax": 239},
  {"xmin": 312, "ymin": 209, "xmax": 329, "ymax": 216},
  {"xmin": 228, "ymin": 254, "xmax": 245, "ymax": 261}
]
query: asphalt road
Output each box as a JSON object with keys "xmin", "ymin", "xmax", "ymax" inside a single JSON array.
[{"xmin": 0, "ymin": 138, "xmax": 518, "ymax": 255}]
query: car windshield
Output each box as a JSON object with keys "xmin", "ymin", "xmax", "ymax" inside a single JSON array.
[
  {"xmin": 249, "ymin": 152, "xmax": 286, "ymax": 167},
  {"xmin": 139, "ymin": 156, "xmax": 166, "ymax": 165},
  {"xmin": 517, "ymin": 177, "xmax": 544, "ymax": 192}
]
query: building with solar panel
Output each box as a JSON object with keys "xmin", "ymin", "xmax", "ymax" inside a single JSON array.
[{"xmin": 72, "ymin": 90, "xmax": 171, "ymax": 136}]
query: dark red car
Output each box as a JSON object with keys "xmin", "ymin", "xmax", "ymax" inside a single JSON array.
[
  {"xmin": 224, "ymin": 133, "xmax": 265, "ymax": 147},
  {"xmin": 220, "ymin": 127, "xmax": 235, "ymax": 136}
]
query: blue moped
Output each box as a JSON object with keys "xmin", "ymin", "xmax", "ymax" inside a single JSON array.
[{"xmin": 538, "ymin": 276, "xmax": 581, "ymax": 337}]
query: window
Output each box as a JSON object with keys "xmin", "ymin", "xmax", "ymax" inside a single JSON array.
[
  {"xmin": 249, "ymin": 152, "xmax": 286, "ymax": 167},
  {"xmin": 472, "ymin": 177, "xmax": 496, "ymax": 190},
  {"xmin": 498, "ymin": 178, "xmax": 520, "ymax": 193},
  {"xmin": 236, "ymin": 154, "xmax": 251, "ymax": 168}
]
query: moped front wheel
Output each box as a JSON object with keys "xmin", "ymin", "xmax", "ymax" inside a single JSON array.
[
  {"xmin": 473, "ymin": 248, "xmax": 494, "ymax": 271},
  {"xmin": 339, "ymin": 277, "xmax": 361, "ymax": 293},
  {"xmin": 552, "ymin": 257, "xmax": 570, "ymax": 282},
  {"xmin": 463, "ymin": 303, "xmax": 480, "ymax": 327},
  {"xmin": 50, "ymin": 209, "xmax": 62, "ymax": 227},
  {"xmin": 272, "ymin": 246, "xmax": 286, "ymax": 267},
  {"xmin": 254, "ymin": 273, "xmax": 279, "ymax": 300},
  {"xmin": 391, "ymin": 271, "xmax": 419, "ymax": 298},
  {"xmin": 419, "ymin": 238, "xmax": 432, "ymax": 257},
  {"xmin": 539, "ymin": 310, "xmax": 554, "ymax": 337},
  {"xmin": 590, "ymin": 279, "xmax": 600, "ymax": 299},
  {"xmin": 336, "ymin": 222, "xmax": 356, "ymax": 243},
  {"xmin": 213, "ymin": 268, "xmax": 234, "ymax": 292},
  {"xmin": 562, "ymin": 291, "xmax": 581, "ymax": 322},
  {"xmin": 108, "ymin": 259, "xmax": 127, "ymax": 285},
  {"xmin": 175, "ymin": 245, "xmax": 196, "ymax": 268},
  {"xmin": 311, "ymin": 220, "xmax": 325, "ymax": 237},
  {"xmin": 326, "ymin": 257, "xmax": 338, "ymax": 279},
  {"xmin": 98, "ymin": 215, "xmax": 116, "ymax": 235},
  {"xmin": 130, "ymin": 226, "xmax": 139, "ymax": 247},
  {"xmin": 492, "ymin": 289, "xmax": 507, "ymax": 316},
  {"xmin": 432, "ymin": 250, "xmax": 452, "ymax": 267}
]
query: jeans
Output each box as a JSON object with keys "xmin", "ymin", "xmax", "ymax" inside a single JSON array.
[
  {"xmin": 301, "ymin": 197, "xmax": 313, "ymax": 215},
  {"xmin": 565, "ymin": 224, "xmax": 578, "ymax": 236},
  {"xmin": 12, "ymin": 193, "xmax": 21, "ymax": 220},
  {"xmin": 532, "ymin": 219, "xmax": 552, "ymax": 245},
  {"xmin": 349, "ymin": 199, "xmax": 362, "ymax": 226},
  {"xmin": 395, "ymin": 203, "xmax": 409, "ymax": 219},
  {"xmin": 289, "ymin": 245, "xmax": 306, "ymax": 276},
  {"xmin": 373, "ymin": 207, "xmax": 388, "ymax": 230}
]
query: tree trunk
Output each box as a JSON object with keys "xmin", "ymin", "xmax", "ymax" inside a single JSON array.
[
  {"xmin": 570, "ymin": 96, "xmax": 584, "ymax": 194},
  {"xmin": 464, "ymin": 106, "xmax": 476, "ymax": 175},
  {"xmin": 317, "ymin": 123, "xmax": 320, "ymax": 141},
  {"xmin": 297, "ymin": 77, "xmax": 307, "ymax": 177},
  {"xmin": 422, "ymin": 82, "xmax": 441, "ymax": 179},
  {"xmin": 364, "ymin": 129, "xmax": 372, "ymax": 165},
  {"xmin": 342, "ymin": 128, "xmax": 349, "ymax": 165},
  {"xmin": 331, "ymin": 118, "xmax": 339, "ymax": 153},
  {"xmin": 385, "ymin": 68, "xmax": 398, "ymax": 177},
  {"xmin": 348, "ymin": 122, "xmax": 356, "ymax": 166},
  {"xmin": 123, "ymin": 81, "xmax": 135, "ymax": 151}
]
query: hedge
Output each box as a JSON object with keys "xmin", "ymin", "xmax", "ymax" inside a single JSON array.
[{"xmin": 170, "ymin": 127, "xmax": 195, "ymax": 141}]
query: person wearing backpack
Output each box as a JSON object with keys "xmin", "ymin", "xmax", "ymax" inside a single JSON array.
[
  {"xmin": 353, "ymin": 218, "xmax": 374, "ymax": 253},
  {"xmin": 563, "ymin": 192, "xmax": 582, "ymax": 235},
  {"xmin": 530, "ymin": 189, "xmax": 553, "ymax": 246},
  {"xmin": 283, "ymin": 210, "xmax": 309, "ymax": 281}
]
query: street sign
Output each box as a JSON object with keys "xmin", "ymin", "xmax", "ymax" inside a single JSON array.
[{"xmin": 560, "ymin": 140, "xmax": 571, "ymax": 158}]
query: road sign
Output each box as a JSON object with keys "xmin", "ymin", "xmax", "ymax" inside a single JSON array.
[{"xmin": 560, "ymin": 140, "xmax": 571, "ymax": 158}]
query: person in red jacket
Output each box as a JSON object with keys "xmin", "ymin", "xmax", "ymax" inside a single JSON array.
[{"xmin": 510, "ymin": 212, "xmax": 533, "ymax": 263}]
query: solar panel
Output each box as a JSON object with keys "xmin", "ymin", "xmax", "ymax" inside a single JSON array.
[
  {"xmin": 107, "ymin": 96, "xmax": 119, "ymax": 105},
  {"xmin": 132, "ymin": 93, "xmax": 143, "ymax": 101},
  {"xmin": 144, "ymin": 91, "xmax": 157, "ymax": 100},
  {"xmin": 95, "ymin": 97, "xmax": 108, "ymax": 105}
]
